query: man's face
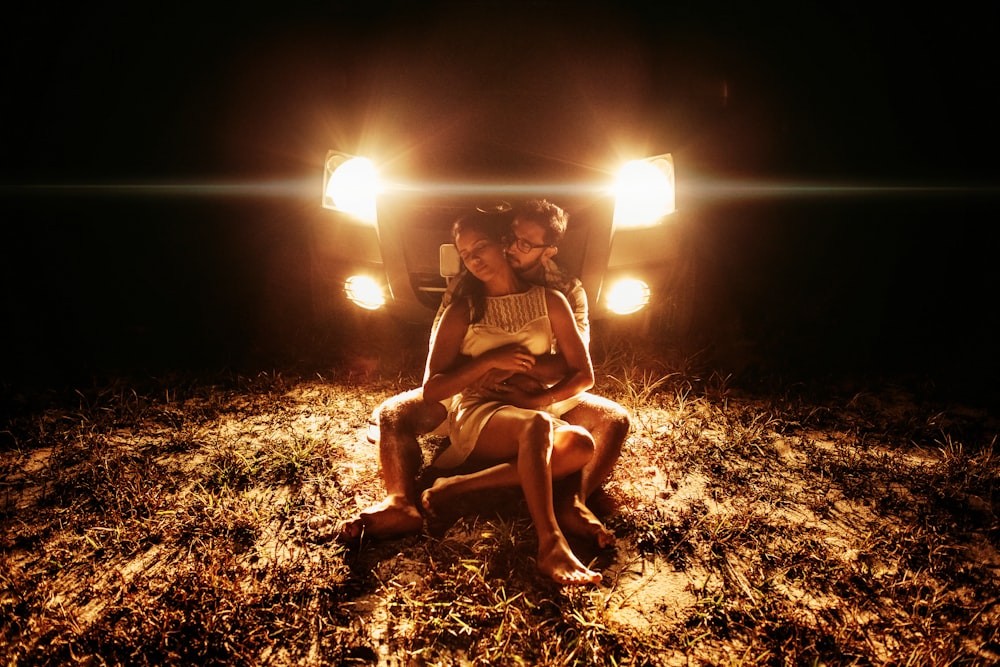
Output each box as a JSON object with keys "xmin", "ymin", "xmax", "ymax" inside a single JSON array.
[{"xmin": 505, "ymin": 218, "xmax": 553, "ymax": 274}]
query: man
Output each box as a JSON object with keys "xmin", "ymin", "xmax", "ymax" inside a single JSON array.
[{"xmin": 338, "ymin": 200, "xmax": 630, "ymax": 540}]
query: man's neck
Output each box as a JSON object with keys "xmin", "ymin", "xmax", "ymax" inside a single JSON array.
[{"xmin": 517, "ymin": 262, "xmax": 547, "ymax": 286}]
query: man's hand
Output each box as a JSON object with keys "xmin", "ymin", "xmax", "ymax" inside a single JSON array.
[
  {"xmin": 528, "ymin": 353, "xmax": 570, "ymax": 384},
  {"xmin": 479, "ymin": 373, "xmax": 550, "ymax": 409},
  {"xmin": 472, "ymin": 367, "xmax": 514, "ymax": 391}
]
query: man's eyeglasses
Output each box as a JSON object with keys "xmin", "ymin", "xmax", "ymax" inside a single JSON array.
[{"xmin": 506, "ymin": 235, "xmax": 552, "ymax": 254}]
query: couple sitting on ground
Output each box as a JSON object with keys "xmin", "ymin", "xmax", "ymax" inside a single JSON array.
[{"xmin": 340, "ymin": 200, "xmax": 630, "ymax": 586}]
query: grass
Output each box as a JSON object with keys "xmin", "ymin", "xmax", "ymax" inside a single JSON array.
[{"xmin": 1, "ymin": 332, "xmax": 999, "ymax": 666}]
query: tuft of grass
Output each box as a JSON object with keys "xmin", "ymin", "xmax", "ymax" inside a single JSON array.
[{"xmin": 2, "ymin": 341, "xmax": 999, "ymax": 665}]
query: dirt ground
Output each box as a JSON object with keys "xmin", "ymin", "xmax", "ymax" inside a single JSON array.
[{"xmin": 2, "ymin": 344, "xmax": 999, "ymax": 664}]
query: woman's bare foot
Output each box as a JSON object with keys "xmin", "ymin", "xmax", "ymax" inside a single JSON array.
[
  {"xmin": 556, "ymin": 495, "xmax": 616, "ymax": 548},
  {"xmin": 537, "ymin": 534, "xmax": 602, "ymax": 586},
  {"xmin": 419, "ymin": 476, "xmax": 463, "ymax": 518},
  {"xmin": 337, "ymin": 495, "xmax": 423, "ymax": 540}
]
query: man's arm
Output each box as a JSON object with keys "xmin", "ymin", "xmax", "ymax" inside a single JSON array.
[{"xmin": 542, "ymin": 257, "xmax": 590, "ymax": 345}]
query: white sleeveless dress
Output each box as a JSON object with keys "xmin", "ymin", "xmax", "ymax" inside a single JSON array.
[{"xmin": 432, "ymin": 284, "xmax": 581, "ymax": 469}]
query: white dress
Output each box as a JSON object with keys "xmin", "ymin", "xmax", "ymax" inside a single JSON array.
[{"xmin": 432, "ymin": 285, "xmax": 581, "ymax": 469}]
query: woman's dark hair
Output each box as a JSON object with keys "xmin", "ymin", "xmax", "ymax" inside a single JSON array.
[{"xmin": 450, "ymin": 205, "xmax": 513, "ymax": 323}]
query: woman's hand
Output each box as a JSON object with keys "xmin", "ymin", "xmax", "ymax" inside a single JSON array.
[{"xmin": 481, "ymin": 344, "xmax": 535, "ymax": 375}]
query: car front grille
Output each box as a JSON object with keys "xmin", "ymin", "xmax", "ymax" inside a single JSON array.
[
  {"xmin": 378, "ymin": 196, "xmax": 468, "ymax": 311},
  {"xmin": 376, "ymin": 193, "xmax": 606, "ymax": 315}
]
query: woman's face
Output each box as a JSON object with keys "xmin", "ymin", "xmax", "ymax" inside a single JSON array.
[{"xmin": 455, "ymin": 228, "xmax": 508, "ymax": 283}]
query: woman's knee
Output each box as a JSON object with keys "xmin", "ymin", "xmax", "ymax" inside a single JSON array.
[
  {"xmin": 558, "ymin": 426, "xmax": 595, "ymax": 464},
  {"xmin": 516, "ymin": 412, "xmax": 557, "ymax": 456}
]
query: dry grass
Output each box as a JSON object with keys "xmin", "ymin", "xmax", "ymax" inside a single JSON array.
[{"xmin": 2, "ymin": 331, "xmax": 999, "ymax": 666}]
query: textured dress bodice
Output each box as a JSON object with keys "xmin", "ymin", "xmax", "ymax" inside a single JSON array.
[
  {"xmin": 460, "ymin": 285, "xmax": 554, "ymax": 358},
  {"xmin": 433, "ymin": 285, "xmax": 576, "ymax": 469}
]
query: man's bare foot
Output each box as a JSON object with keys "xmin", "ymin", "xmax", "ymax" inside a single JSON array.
[
  {"xmin": 420, "ymin": 476, "xmax": 463, "ymax": 518},
  {"xmin": 556, "ymin": 495, "xmax": 615, "ymax": 548},
  {"xmin": 337, "ymin": 495, "xmax": 423, "ymax": 540},
  {"xmin": 537, "ymin": 534, "xmax": 602, "ymax": 586}
]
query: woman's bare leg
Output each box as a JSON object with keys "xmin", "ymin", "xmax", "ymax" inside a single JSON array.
[
  {"xmin": 422, "ymin": 420, "xmax": 613, "ymax": 549},
  {"xmin": 421, "ymin": 422, "xmax": 593, "ymax": 514},
  {"xmin": 459, "ymin": 410, "xmax": 600, "ymax": 585},
  {"xmin": 553, "ymin": 471, "xmax": 616, "ymax": 548}
]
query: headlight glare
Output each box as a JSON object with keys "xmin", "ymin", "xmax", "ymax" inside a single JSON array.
[
  {"xmin": 323, "ymin": 154, "xmax": 378, "ymax": 224},
  {"xmin": 613, "ymin": 154, "xmax": 676, "ymax": 229}
]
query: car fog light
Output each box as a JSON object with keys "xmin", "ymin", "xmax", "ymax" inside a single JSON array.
[
  {"xmin": 345, "ymin": 275, "xmax": 386, "ymax": 310},
  {"xmin": 606, "ymin": 278, "xmax": 650, "ymax": 315}
]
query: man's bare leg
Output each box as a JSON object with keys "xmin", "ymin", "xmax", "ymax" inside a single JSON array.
[
  {"xmin": 338, "ymin": 389, "xmax": 446, "ymax": 539},
  {"xmin": 561, "ymin": 394, "xmax": 630, "ymax": 499},
  {"xmin": 547, "ymin": 395, "xmax": 627, "ymax": 548}
]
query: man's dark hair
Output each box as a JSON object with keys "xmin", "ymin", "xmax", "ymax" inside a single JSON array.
[{"xmin": 516, "ymin": 199, "xmax": 569, "ymax": 246}]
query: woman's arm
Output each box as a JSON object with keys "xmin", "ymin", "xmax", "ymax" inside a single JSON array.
[
  {"xmin": 477, "ymin": 290, "xmax": 594, "ymax": 410},
  {"xmin": 524, "ymin": 353, "xmax": 569, "ymax": 385},
  {"xmin": 423, "ymin": 301, "xmax": 536, "ymax": 402},
  {"xmin": 541, "ymin": 289, "xmax": 595, "ymax": 405}
]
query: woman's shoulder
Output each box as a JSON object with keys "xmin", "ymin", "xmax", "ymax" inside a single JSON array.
[
  {"xmin": 542, "ymin": 286, "xmax": 571, "ymax": 308},
  {"xmin": 440, "ymin": 296, "xmax": 472, "ymax": 326}
]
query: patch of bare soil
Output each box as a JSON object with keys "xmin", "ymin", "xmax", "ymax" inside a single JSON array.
[{"xmin": 1, "ymin": 363, "xmax": 998, "ymax": 665}]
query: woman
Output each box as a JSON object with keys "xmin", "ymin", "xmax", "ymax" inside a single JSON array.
[{"xmin": 421, "ymin": 209, "xmax": 608, "ymax": 586}]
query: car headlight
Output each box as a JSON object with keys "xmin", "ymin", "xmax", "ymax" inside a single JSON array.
[
  {"xmin": 323, "ymin": 152, "xmax": 379, "ymax": 224},
  {"xmin": 605, "ymin": 278, "xmax": 650, "ymax": 315},
  {"xmin": 344, "ymin": 275, "xmax": 386, "ymax": 310},
  {"xmin": 613, "ymin": 154, "xmax": 676, "ymax": 229}
]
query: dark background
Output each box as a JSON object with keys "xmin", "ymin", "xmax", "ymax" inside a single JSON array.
[{"xmin": 2, "ymin": 2, "xmax": 997, "ymax": 397}]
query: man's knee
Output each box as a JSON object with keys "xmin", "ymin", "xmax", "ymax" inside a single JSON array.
[
  {"xmin": 563, "ymin": 395, "xmax": 631, "ymax": 436},
  {"xmin": 606, "ymin": 401, "xmax": 631, "ymax": 435},
  {"xmin": 378, "ymin": 388, "xmax": 446, "ymax": 437}
]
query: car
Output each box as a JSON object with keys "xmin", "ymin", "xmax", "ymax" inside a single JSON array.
[
  {"xmin": 312, "ymin": 148, "xmax": 679, "ymax": 324},
  {"xmin": 303, "ymin": 5, "xmax": 707, "ymax": 330}
]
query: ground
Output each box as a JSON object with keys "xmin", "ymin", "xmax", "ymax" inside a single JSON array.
[{"xmin": 1, "ymin": 333, "xmax": 999, "ymax": 665}]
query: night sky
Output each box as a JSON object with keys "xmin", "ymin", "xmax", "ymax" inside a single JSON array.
[{"xmin": 2, "ymin": 2, "xmax": 998, "ymax": 394}]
